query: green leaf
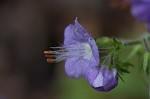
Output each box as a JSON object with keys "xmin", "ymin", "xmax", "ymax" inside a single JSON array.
[
  {"xmin": 118, "ymin": 68, "xmax": 130, "ymax": 73},
  {"xmin": 143, "ymin": 52, "xmax": 150, "ymax": 73},
  {"xmin": 117, "ymin": 73, "xmax": 125, "ymax": 83},
  {"xmin": 114, "ymin": 61, "xmax": 133, "ymax": 75},
  {"xmin": 119, "ymin": 62, "xmax": 134, "ymax": 67}
]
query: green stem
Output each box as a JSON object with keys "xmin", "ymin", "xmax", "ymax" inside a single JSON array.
[
  {"xmin": 101, "ymin": 47, "xmax": 117, "ymax": 65},
  {"xmin": 123, "ymin": 33, "xmax": 150, "ymax": 46},
  {"xmin": 123, "ymin": 39, "xmax": 141, "ymax": 46},
  {"xmin": 141, "ymin": 35, "xmax": 150, "ymax": 97},
  {"xmin": 142, "ymin": 38, "xmax": 150, "ymax": 52}
]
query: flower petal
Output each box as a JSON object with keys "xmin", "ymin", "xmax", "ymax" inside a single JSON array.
[
  {"xmin": 88, "ymin": 38, "xmax": 100, "ymax": 66},
  {"xmin": 64, "ymin": 24, "xmax": 78, "ymax": 46},
  {"xmin": 65, "ymin": 58, "xmax": 89, "ymax": 78},
  {"xmin": 89, "ymin": 66, "xmax": 118, "ymax": 92},
  {"xmin": 85, "ymin": 66, "xmax": 99, "ymax": 85},
  {"xmin": 131, "ymin": 1, "xmax": 150, "ymax": 21},
  {"xmin": 64, "ymin": 18, "xmax": 91, "ymax": 46}
]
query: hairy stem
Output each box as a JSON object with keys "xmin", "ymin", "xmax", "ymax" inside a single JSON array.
[
  {"xmin": 123, "ymin": 33, "xmax": 150, "ymax": 46},
  {"xmin": 142, "ymin": 38, "xmax": 150, "ymax": 52}
]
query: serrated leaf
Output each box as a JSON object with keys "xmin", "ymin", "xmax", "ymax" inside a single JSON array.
[{"xmin": 143, "ymin": 52, "xmax": 150, "ymax": 72}]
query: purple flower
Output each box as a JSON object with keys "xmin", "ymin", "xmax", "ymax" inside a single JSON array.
[
  {"xmin": 85, "ymin": 65, "xmax": 118, "ymax": 92},
  {"xmin": 131, "ymin": 0, "xmax": 150, "ymax": 31},
  {"xmin": 44, "ymin": 18, "xmax": 118, "ymax": 92},
  {"xmin": 46, "ymin": 18, "xmax": 100, "ymax": 78},
  {"xmin": 131, "ymin": 0, "xmax": 150, "ymax": 21}
]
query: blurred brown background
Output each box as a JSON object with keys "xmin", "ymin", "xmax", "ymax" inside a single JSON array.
[{"xmin": 0, "ymin": 0, "xmax": 148, "ymax": 99}]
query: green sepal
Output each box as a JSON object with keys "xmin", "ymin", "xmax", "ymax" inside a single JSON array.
[
  {"xmin": 117, "ymin": 73, "xmax": 125, "ymax": 83},
  {"xmin": 115, "ymin": 61, "xmax": 134, "ymax": 75}
]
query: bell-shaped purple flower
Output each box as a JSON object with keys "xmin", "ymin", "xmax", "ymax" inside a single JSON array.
[
  {"xmin": 86, "ymin": 65, "xmax": 118, "ymax": 92},
  {"xmin": 45, "ymin": 18, "xmax": 100, "ymax": 78}
]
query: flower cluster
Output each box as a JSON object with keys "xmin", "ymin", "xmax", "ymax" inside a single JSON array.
[{"xmin": 44, "ymin": 18, "xmax": 118, "ymax": 92}]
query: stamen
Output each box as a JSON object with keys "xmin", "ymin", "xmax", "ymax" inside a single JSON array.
[
  {"xmin": 44, "ymin": 43, "xmax": 93, "ymax": 63},
  {"xmin": 47, "ymin": 59, "xmax": 57, "ymax": 63},
  {"xmin": 45, "ymin": 55, "xmax": 53, "ymax": 58},
  {"xmin": 44, "ymin": 51, "xmax": 53, "ymax": 55}
]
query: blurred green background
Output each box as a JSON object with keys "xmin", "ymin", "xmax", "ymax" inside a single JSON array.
[{"xmin": 0, "ymin": 0, "xmax": 148, "ymax": 99}]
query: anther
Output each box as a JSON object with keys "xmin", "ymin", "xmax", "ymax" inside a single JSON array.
[
  {"xmin": 44, "ymin": 51, "xmax": 53, "ymax": 55},
  {"xmin": 47, "ymin": 59, "xmax": 57, "ymax": 63},
  {"xmin": 45, "ymin": 55, "xmax": 54, "ymax": 58}
]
